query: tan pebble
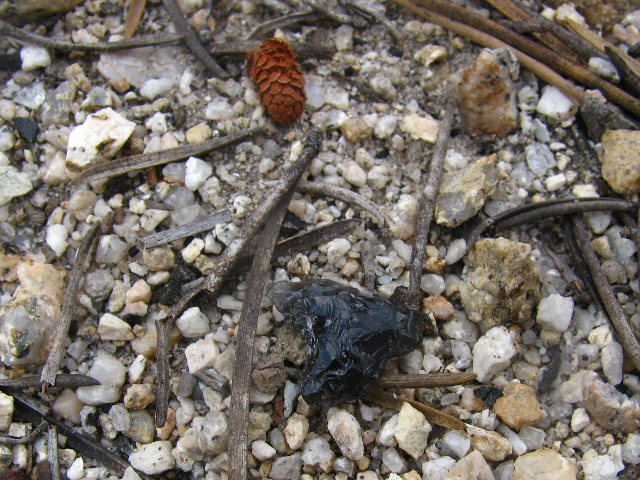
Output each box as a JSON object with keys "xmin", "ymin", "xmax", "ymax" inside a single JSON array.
[
  {"xmin": 492, "ymin": 382, "xmax": 543, "ymax": 430},
  {"xmin": 156, "ymin": 408, "xmax": 176, "ymax": 440},
  {"xmin": 422, "ymin": 295, "xmax": 454, "ymax": 320},
  {"xmin": 186, "ymin": 123, "xmax": 213, "ymax": 144},
  {"xmin": 124, "ymin": 384, "xmax": 155, "ymax": 410},
  {"xmin": 340, "ymin": 117, "xmax": 373, "ymax": 143},
  {"xmin": 512, "ymin": 448, "xmax": 577, "ymax": 480},
  {"xmin": 467, "ymin": 424, "xmax": 512, "ymax": 461}
]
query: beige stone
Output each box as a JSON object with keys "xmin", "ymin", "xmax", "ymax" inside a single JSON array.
[
  {"xmin": 442, "ymin": 450, "xmax": 494, "ymax": 480},
  {"xmin": 466, "ymin": 425, "xmax": 512, "ymax": 461},
  {"xmin": 400, "ymin": 114, "xmax": 440, "ymax": 143},
  {"xmin": 512, "ymin": 448, "xmax": 577, "ymax": 480},
  {"xmin": 493, "ymin": 383, "xmax": 543, "ymax": 430},
  {"xmin": 340, "ymin": 117, "xmax": 373, "ymax": 143},
  {"xmin": 124, "ymin": 384, "xmax": 155, "ymax": 410},
  {"xmin": 394, "ymin": 402, "xmax": 431, "ymax": 460},
  {"xmin": 422, "ymin": 295, "xmax": 455, "ymax": 320},
  {"xmin": 601, "ymin": 129, "xmax": 640, "ymax": 194},
  {"xmin": 186, "ymin": 123, "xmax": 213, "ymax": 144},
  {"xmin": 125, "ymin": 280, "xmax": 152, "ymax": 304}
]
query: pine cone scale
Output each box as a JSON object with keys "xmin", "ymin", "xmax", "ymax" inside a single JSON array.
[{"xmin": 246, "ymin": 38, "xmax": 306, "ymax": 124}]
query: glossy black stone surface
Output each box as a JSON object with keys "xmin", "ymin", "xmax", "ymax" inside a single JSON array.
[{"xmin": 267, "ymin": 279, "xmax": 424, "ymax": 407}]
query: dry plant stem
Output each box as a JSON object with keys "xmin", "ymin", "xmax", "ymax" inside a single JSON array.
[
  {"xmin": 125, "ymin": 0, "xmax": 148, "ymax": 38},
  {"xmin": 394, "ymin": 0, "xmax": 584, "ymax": 106},
  {"xmin": 139, "ymin": 210, "xmax": 231, "ymax": 248},
  {"xmin": 69, "ymin": 128, "xmax": 264, "ymax": 186},
  {"xmin": 235, "ymin": 219, "xmax": 361, "ymax": 273},
  {"xmin": 364, "ymin": 388, "xmax": 466, "ymax": 430},
  {"xmin": 210, "ymin": 41, "xmax": 334, "ymax": 57},
  {"xmin": 562, "ymin": 218, "xmax": 606, "ymax": 313},
  {"xmin": 246, "ymin": 11, "xmax": 321, "ymax": 40},
  {"xmin": 0, "ymin": 421, "xmax": 47, "ymax": 445},
  {"xmin": 296, "ymin": 181, "xmax": 388, "ymax": 227},
  {"xmin": 484, "ymin": 0, "xmax": 586, "ymax": 64},
  {"xmin": 606, "ymin": 46, "xmax": 640, "ymax": 98},
  {"xmin": 0, "ymin": 374, "xmax": 98, "ymax": 389},
  {"xmin": 342, "ymin": 0, "xmax": 404, "ymax": 41},
  {"xmin": 195, "ymin": 372, "xmax": 228, "ymax": 394},
  {"xmin": 14, "ymin": 397, "xmax": 151, "ymax": 480},
  {"xmin": 229, "ymin": 192, "xmax": 294, "ymax": 480},
  {"xmin": 406, "ymin": 0, "xmax": 640, "ymax": 118},
  {"xmin": 161, "ymin": 0, "xmax": 229, "ymax": 78},
  {"xmin": 407, "ymin": 106, "xmax": 454, "ymax": 311},
  {"xmin": 48, "ymin": 426, "xmax": 60, "ymax": 480},
  {"xmin": 41, "ymin": 222, "xmax": 101, "ymax": 386},
  {"xmin": 0, "ymin": 19, "xmax": 183, "ymax": 52},
  {"xmin": 543, "ymin": 244, "xmax": 586, "ymax": 296},
  {"xmin": 465, "ymin": 197, "xmax": 636, "ymax": 251},
  {"xmin": 376, "ymin": 372, "xmax": 477, "ymax": 389},
  {"xmin": 155, "ymin": 128, "xmax": 324, "ymax": 427},
  {"xmin": 538, "ymin": 345, "xmax": 561, "ymax": 394},
  {"xmin": 361, "ymin": 239, "xmax": 375, "ymax": 291},
  {"xmin": 571, "ymin": 215, "xmax": 640, "ymax": 371},
  {"xmin": 306, "ymin": 0, "xmax": 354, "ymax": 25}
]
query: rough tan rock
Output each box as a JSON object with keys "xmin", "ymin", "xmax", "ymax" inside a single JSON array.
[
  {"xmin": 466, "ymin": 425, "xmax": 512, "ymax": 461},
  {"xmin": 458, "ymin": 48, "xmax": 518, "ymax": 136},
  {"xmin": 601, "ymin": 129, "xmax": 640, "ymax": 195},
  {"xmin": 399, "ymin": 114, "xmax": 440, "ymax": 143},
  {"xmin": 512, "ymin": 448, "xmax": 578, "ymax": 480},
  {"xmin": 341, "ymin": 117, "xmax": 373, "ymax": 143},
  {"xmin": 493, "ymin": 383, "xmax": 543, "ymax": 431},
  {"xmin": 435, "ymin": 155, "xmax": 498, "ymax": 228},
  {"xmin": 459, "ymin": 237, "xmax": 540, "ymax": 331},
  {"xmin": 422, "ymin": 295, "xmax": 455, "ymax": 320},
  {"xmin": 442, "ymin": 450, "xmax": 495, "ymax": 480},
  {"xmin": 394, "ymin": 402, "xmax": 432, "ymax": 460}
]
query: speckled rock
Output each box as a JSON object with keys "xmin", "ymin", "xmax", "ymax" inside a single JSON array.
[
  {"xmin": 512, "ymin": 448, "xmax": 578, "ymax": 480},
  {"xmin": 467, "ymin": 424, "xmax": 512, "ymax": 461},
  {"xmin": 327, "ymin": 408, "xmax": 364, "ymax": 461},
  {"xmin": 601, "ymin": 129, "xmax": 640, "ymax": 194},
  {"xmin": 394, "ymin": 402, "xmax": 431, "ymax": 460},
  {"xmin": 458, "ymin": 48, "xmax": 518, "ymax": 136},
  {"xmin": 442, "ymin": 450, "xmax": 494, "ymax": 480},
  {"xmin": 340, "ymin": 117, "xmax": 373, "ymax": 143},
  {"xmin": 493, "ymin": 383, "xmax": 543, "ymax": 431},
  {"xmin": 435, "ymin": 154, "xmax": 498, "ymax": 228},
  {"xmin": 460, "ymin": 237, "xmax": 540, "ymax": 331}
]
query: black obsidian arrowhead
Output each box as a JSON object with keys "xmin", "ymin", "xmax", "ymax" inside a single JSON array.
[{"xmin": 267, "ymin": 279, "xmax": 423, "ymax": 407}]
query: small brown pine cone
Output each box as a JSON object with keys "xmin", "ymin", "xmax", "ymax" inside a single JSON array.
[{"xmin": 246, "ymin": 38, "xmax": 306, "ymax": 124}]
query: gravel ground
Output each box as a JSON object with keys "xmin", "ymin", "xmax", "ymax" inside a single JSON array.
[{"xmin": 1, "ymin": 0, "xmax": 640, "ymax": 479}]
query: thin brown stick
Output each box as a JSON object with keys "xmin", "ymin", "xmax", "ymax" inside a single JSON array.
[
  {"xmin": 361, "ymin": 239, "xmax": 375, "ymax": 291},
  {"xmin": 229, "ymin": 191, "xmax": 294, "ymax": 480},
  {"xmin": 235, "ymin": 219, "xmax": 361, "ymax": 272},
  {"xmin": 487, "ymin": 0, "xmax": 599, "ymax": 63},
  {"xmin": 210, "ymin": 41, "xmax": 335, "ymax": 57},
  {"xmin": 69, "ymin": 128, "xmax": 264, "ymax": 186},
  {"xmin": 246, "ymin": 11, "xmax": 321, "ymax": 40},
  {"xmin": 47, "ymin": 426, "xmax": 60, "ymax": 480},
  {"xmin": 125, "ymin": 0, "xmax": 148, "ymax": 39},
  {"xmin": 139, "ymin": 210, "xmax": 231, "ymax": 249},
  {"xmin": 306, "ymin": 0, "xmax": 354, "ymax": 25},
  {"xmin": 161, "ymin": 0, "xmax": 229, "ymax": 78},
  {"xmin": 404, "ymin": 0, "xmax": 640, "ymax": 118},
  {"xmin": 571, "ymin": 216, "xmax": 640, "ymax": 371},
  {"xmin": 342, "ymin": 0, "xmax": 404, "ymax": 41},
  {"xmin": 466, "ymin": 197, "xmax": 636, "ymax": 252},
  {"xmin": 0, "ymin": 19, "xmax": 183, "ymax": 52},
  {"xmin": 407, "ymin": 106, "xmax": 454, "ymax": 311},
  {"xmin": 0, "ymin": 421, "xmax": 47, "ymax": 445},
  {"xmin": 394, "ymin": 0, "xmax": 584, "ymax": 105},
  {"xmin": 606, "ymin": 46, "xmax": 640, "ymax": 98},
  {"xmin": 14, "ymin": 396, "xmax": 151, "ymax": 480},
  {"xmin": 543, "ymin": 244, "xmax": 585, "ymax": 297},
  {"xmin": 0, "ymin": 374, "xmax": 99, "ymax": 389},
  {"xmin": 195, "ymin": 372, "xmax": 228, "ymax": 394},
  {"xmin": 41, "ymin": 222, "xmax": 101, "ymax": 386},
  {"xmin": 155, "ymin": 128, "xmax": 324, "ymax": 427},
  {"xmin": 296, "ymin": 181, "xmax": 387, "ymax": 227},
  {"xmin": 364, "ymin": 388, "xmax": 466, "ymax": 430},
  {"xmin": 376, "ymin": 372, "xmax": 477, "ymax": 389}
]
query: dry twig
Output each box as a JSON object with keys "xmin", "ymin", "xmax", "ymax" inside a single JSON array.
[
  {"xmin": 246, "ymin": 11, "xmax": 321, "ymax": 40},
  {"xmin": 229, "ymin": 191, "xmax": 295, "ymax": 480},
  {"xmin": 342, "ymin": 0, "xmax": 404, "ymax": 41},
  {"xmin": 571, "ymin": 216, "xmax": 640, "ymax": 371},
  {"xmin": 69, "ymin": 128, "xmax": 264, "ymax": 186},
  {"xmin": 139, "ymin": 210, "xmax": 231, "ymax": 249},
  {"xmin": 407, "ymin": 105, "xmax": 454, "ymax": 311},
  {"xmin": 41, "ymin": 222, "xmax": 101, "ymax": 386},
  {"xmin": 361, "ymin": 239, "xmax": 375, "ymax": 291},
  {"xmin": 364, "ymin": 388, "xmax": 466, "ymax": 430},
  {"xmin": 296, "ymin": 181, "xmax": 388, "ymax": 227},
  {"xmin": 161, "ymin": 0, "xmax": 229, "ymax": 78},
  {"xmin": 125, "ymin": 0, "xmax": 148, "ymax": 39},
  {"xmin": 376, "ymin": 372, "xmax": 477, "ymax": 389},
  {"xmin": 47, "ymin": 426, "xmax": 60, "ymax": 480},
  {"xmin": 210, "ymin": 41, "xmax": 334, "ymax": 57},
  {"xmin": 0, "ymin": 421, "xmax": 47, "ymax": 445},
  {"xmin": 0, "ymin": 375, "xmax": 98, "ymax": 389},
  {"xmin": 0, "ymin": 19, "xmax": 183, "ymax": 52}
]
